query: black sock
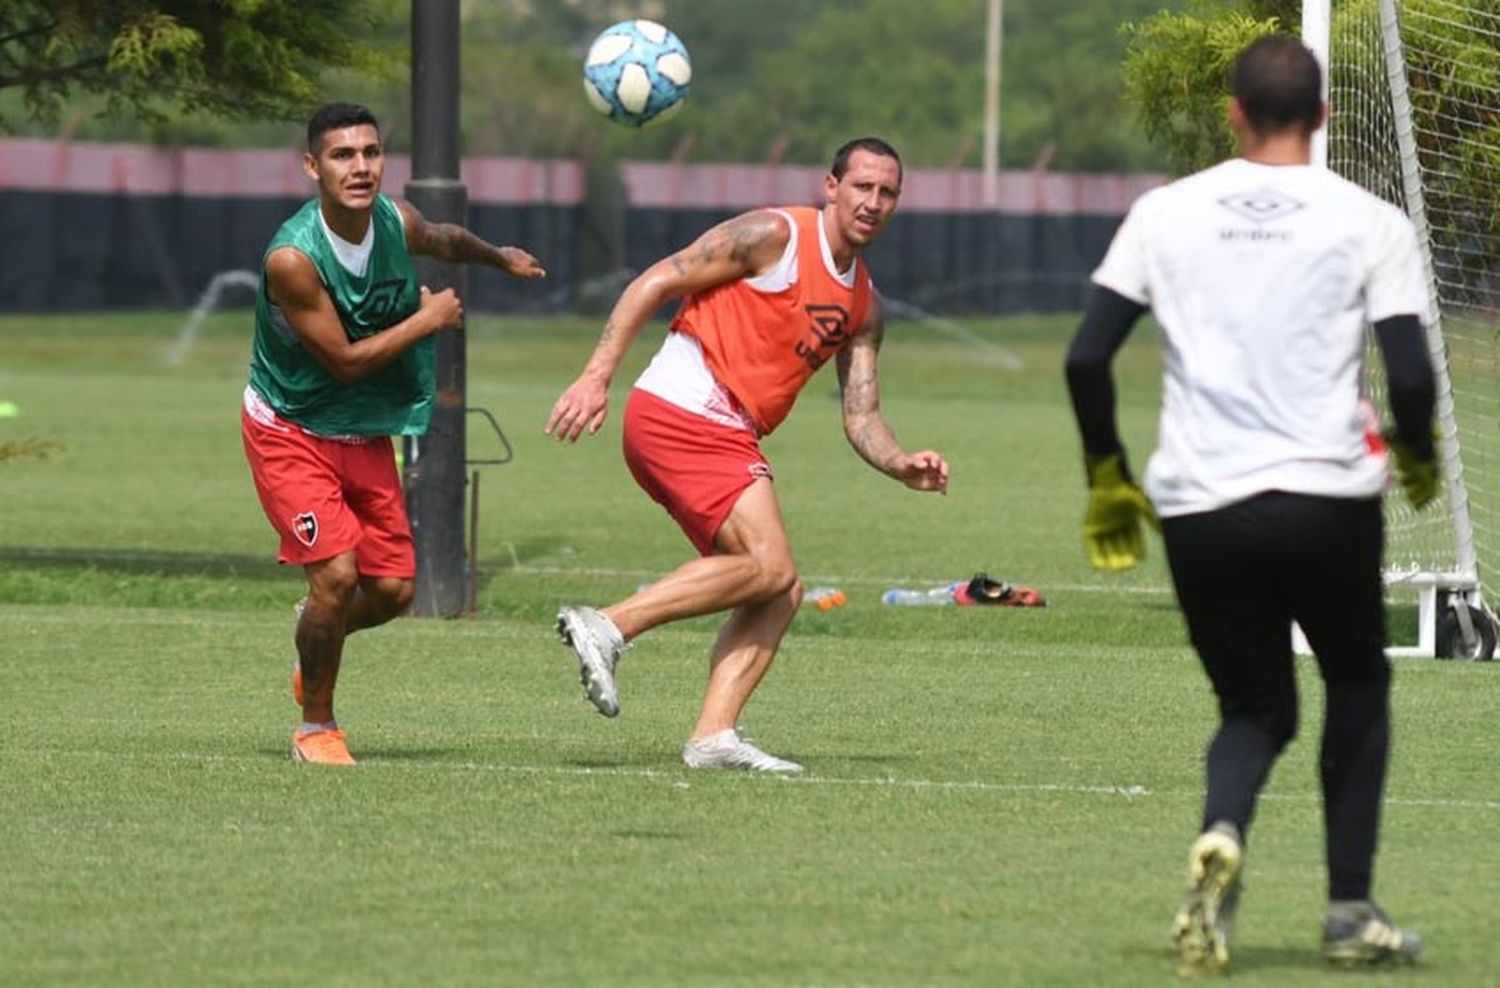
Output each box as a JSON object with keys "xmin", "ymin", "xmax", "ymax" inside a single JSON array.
[
  {"xmin": 1202, "ymin": 717, "xmax": 1281, "ymax": 837},
  {"xmin": 1322, "ymin": 675, "xmax": 1390, "ymax": 901}
]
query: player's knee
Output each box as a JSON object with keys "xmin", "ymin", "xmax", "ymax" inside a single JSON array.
[
  {"xmin": 1266, "ymin": 709, "xmax": 1298, "ymax": 750},
  {"xmin": 1323, "ymin": 651, "xmax": 1391, "ymax": 690},
  {"xmin": 1225, "ymin": 702, "xmax": 1298, "ymax": 751},
  {"xmin": 309, "ymin": 557, "xmax": 360, "ymax": 606},
  {"xmin": 753, "ymin": 557, "xmax": 798, "ymax": 601},
  {"xmin": 785, "ymin": 577, "xmax": 805, "ymax": 610},
  {"xmin": 368, "ymin": 577, "xmax": 414, "ymax": 620}
]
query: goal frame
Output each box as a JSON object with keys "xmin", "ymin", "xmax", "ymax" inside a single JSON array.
[{"xmin": 1303, "ymin": 0, "xmax": 1493, "ymax": 658}]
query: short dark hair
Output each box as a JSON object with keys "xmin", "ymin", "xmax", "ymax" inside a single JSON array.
[
  {"xmin": 307, "ymin": 102, "xmax": 380, "ymax": 154},
  {"xmin": 1230, "ymin": 35, "xmax": 1323, "ymax": 134},
  {"xmin": 830, "ymin": 137, "xmax": 903, "ymax": 184}
]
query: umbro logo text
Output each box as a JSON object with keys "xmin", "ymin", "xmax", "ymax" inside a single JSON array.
[{"xmin": 1219, "ymin": 228, "xmax": 1293, "ymax": 242}]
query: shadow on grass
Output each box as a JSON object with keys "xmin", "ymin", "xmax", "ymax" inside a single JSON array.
[
  {"xmin": 473, "ymin": 536, "xmax": 574, "ymax": 574},
  {"xmin": 608, "ymin": 830, "xmax": 688, "ymax": 841},
  {"xmin": 362, "ymin": 747, "xmax": 478, "ymax": 762},
  {"xmin": 1, "ymin": 545, "xmax": 287, "ymax": 580},
  {"xmin": 1, "ymin": 535, "xmax": 574, "ymax": 583},
  {"xmin": 560, "ymin": 755, "xmax": 671, "ymax": 770},
  {"xmin": 255, "ymin": 746, "xmax": 475, "ymax": 762},
  {"xmin": 1122, "ymin": 943, "xmax": 1321, "ymax": 977},
  {"xmin": 821, "ymin": 752, "xmax": 906, "ymax": 766}
]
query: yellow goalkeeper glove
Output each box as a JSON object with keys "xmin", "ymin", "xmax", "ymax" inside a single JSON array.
[
  {"xmin": 1388, "ymin": 436, "xmax": 1440, "ymax": 510},
  {"xmin": 1083, "ymin": 453, "xmax": 1160, "ymax": 571}
]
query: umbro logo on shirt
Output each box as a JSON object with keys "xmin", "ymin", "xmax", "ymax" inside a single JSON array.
[
  {"xmin": 794, "ymin": 304, "xmax": 852, "ymax": 371},
  {"xmin": 1218, "ymin": 189, "xmax": 1305, "ymax": 224}
]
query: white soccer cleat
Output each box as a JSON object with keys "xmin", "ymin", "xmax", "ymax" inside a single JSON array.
[
  {"xmin": 682, "ymin": 728, "xmax": 803, "ymax": 773},
  {"xmin": 1172, "ymin": 821, "xmax": 1244, "ymax": 977},
  {"xmin": 556, "ymin": 606, "xmax": 625, "ymax": 717}
]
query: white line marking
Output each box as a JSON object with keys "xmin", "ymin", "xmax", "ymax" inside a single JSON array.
[
  {"xmin": 0, "ymin": 549, "xmax": 1176, "ymax": 596},
  {"xmin": 508, "ymin": 563, "xmax": 1176, "ymax": 596},
  {"xmin": 26, "ymin": 748, "xmax": 1499, "ymax": 812}
]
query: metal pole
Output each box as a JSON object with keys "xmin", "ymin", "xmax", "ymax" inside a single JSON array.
[
  {"xmin": 404, "ymin": 0, "xmax": 468, "ymax": 617},
  {"xmin": 1302, "ymin": 0, "xmax": 1331, "ymax": 168},
  {"xmin": 1378, "ymin": 0, "xmax": 1479, "ymax": 590},
  {"xmin": 982, "ymin": 0, "xmax": 1002, "ymax": 207}
]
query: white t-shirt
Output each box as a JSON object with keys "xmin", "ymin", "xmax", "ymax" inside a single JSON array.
[{"xmin": 1091, "ymin": 158, "xmax": 1428, "ymax": 517}]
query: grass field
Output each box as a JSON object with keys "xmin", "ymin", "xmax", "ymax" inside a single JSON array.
[{"xmin": 2, "ymin": 310, "xmax": 1496, "ymax": 987}]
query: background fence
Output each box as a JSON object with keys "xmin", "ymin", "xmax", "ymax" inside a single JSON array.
[{"xmin": 0, "ymin": 139, "xmax": 1163, "ymax": 314}]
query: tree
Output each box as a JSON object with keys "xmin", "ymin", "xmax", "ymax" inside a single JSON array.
[
  {"xmin": 0, "ymin": 0, "xmax": 394, "ymax": 129},
  {"xmin": 452, "ymin": 0, "xmax": 1188, "ymax": 171},
  {"xmin": 1123, "ymin": 0, "xmax": 1500, "ymax": 182},
  {"xmin": 1119, "ymin": 3, "xmax": 1282, "ymax": 173},
  {"xmin": 1122, "ymin": 0, "xmax": 1499, "ymax": 288},
  {"xmin": 639, "ymin": 0, "xmax": 1186, "ymax": 171},
  {"xmin": 6, "ymin": 0, "xmax": 1198, "ymax": 174}
]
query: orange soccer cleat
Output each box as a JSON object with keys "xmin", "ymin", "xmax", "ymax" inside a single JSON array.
[
  {"xmin": 291, "ymin": 727, "xmax": 356, "ymax": 766},
  {"xmin": 952, "ymin": 572, "xmax": 1047, "ymax": 608}
]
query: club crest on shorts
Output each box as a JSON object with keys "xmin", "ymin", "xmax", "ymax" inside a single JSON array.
[
  {"xmin": 291, "ymin": 511, "xmax": 319, "ymax": 547},
  {"xmin": 748, "ymin": 461, "xmax": 773, "ymax": 479}
]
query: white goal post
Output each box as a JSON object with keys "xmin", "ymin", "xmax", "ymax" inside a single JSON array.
[{"xmin": 1305, "ymin": 0, "xmax": 1499, "ymax": 658}]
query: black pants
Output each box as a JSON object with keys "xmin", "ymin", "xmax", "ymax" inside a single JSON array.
[{"xmin": 1163, "ymin": 492, "xmax": 1391, "ymax": 901}]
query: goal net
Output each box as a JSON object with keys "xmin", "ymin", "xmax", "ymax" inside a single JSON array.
[{"xmin": 1322, "ymin": 0, "xmax": 1500, "ymax": 655}]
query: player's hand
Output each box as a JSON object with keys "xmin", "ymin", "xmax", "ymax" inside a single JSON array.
[
  {"xmin": 545, "ymin": 374, "xmax": 609, "ymax": 442},
  {"xmin": 419, "ymin": 286, "xmax": 464, "ymax": 332},
  {"xmin": 1388, "ymin": 436, "xmax": 1440, "ymax": 509},
  {"xmin": 1082, "ymin": 452, "xmax": 1159, "ymax": 571},
  {"xmin": 893, "ymin": 450, "xmax": 950, "ymax": 494},
  {"xmin": 498, "ymin": 246, "xmax": 547, "ymax": 280}
]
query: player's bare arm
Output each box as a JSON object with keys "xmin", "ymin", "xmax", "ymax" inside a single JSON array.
[
  {"xmin": 837, "ymin": 298, "xmax": 950, "ymax": 493},
  {"xmin": 395, "ymin": 198, "xmax": 547, "ymax": 279},
  {"xmin": 264, "ymin": 247, "xmax": 462, "ymax": 384},
  {"xmin": 545, "ymin": 209, "xmax": 790, "ymax": 442}
]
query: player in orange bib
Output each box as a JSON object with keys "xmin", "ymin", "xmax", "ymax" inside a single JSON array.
[{"xmin": 546, "ymin": 138, "xmax": 949, "ymax": 772}]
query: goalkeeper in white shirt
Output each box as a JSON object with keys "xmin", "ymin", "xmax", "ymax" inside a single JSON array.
[{"xmin": 1064, "ymin": 35, "xmax": 1437, "ymax": 977}]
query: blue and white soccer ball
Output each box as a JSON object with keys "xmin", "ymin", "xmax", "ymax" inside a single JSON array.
[{"xmin": 582, "ymin": 20, "xmax": 691, "ymax": 128}]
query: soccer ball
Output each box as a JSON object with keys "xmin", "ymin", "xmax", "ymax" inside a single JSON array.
[{"xmin": 582, "ymin": 20, "xmax": 691, "ymax": 128}]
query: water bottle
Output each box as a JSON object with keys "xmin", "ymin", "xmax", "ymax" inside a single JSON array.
[
  {"xmin": 806, "ymin": 587, "xmax": 847, "ymax": 611},
  {"xmin": 881, "ymin": 583, "xmax": 961, "ymax": 606}
]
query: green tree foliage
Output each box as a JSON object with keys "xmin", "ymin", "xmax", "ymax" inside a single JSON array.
[
  {"xmin": 1122, "ymin": 0, "xmax": 1498, "ymax": 282},
  {"xmin": 1004, "ymin": 0, "xmax": 1184, "ymax": 171},
  {"xmin": 6, "ymin": 0, "xmax": 1191, "ymax": 173},
  {"xmin": 1123, "ymin": 1, "xmax": 1500, "ymax": 187},
  {"xmin": 1330, "ymin": 0, "xmax": 1500, "ymax": 285},
  {"xmin": 1120, "ymin": 4, "xmax": 1282, "ymax": 173},
  {"xmin": 676, "ymin": 0, "xmax": 986, "ymax": 168},
  {"xmin": 460, "ymin": 0, "xmax": 1184, "ymax": 171},
  {"xmin": 0, "ymin": 0, "xmax": 393, "ymax": 129}
]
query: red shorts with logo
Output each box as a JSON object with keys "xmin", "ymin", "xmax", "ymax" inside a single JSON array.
[
  {"xmin": 622, "ymin": 388, "xmax": 772, "ymax": 556},
  {"xmin": 240, "ymin": 407, "xmax": 415, "ymax": 577}
]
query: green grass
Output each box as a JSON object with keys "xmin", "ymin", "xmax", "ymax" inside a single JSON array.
[{"xmin": 1, "ymin": 311, "xmax": 1496, "ymax": 986}]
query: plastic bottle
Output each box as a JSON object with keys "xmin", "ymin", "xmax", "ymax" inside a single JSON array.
[
  {"xmin": 806, "ymin": 587, "xmax": 847, "ymax": 611},
  {"xmin": 881, "ymin": 583, "xmax": 961, "ymax": 606}
]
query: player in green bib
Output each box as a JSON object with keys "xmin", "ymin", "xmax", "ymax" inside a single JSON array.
[{"xmin": 241, "ymin": 103, "xmax": 546, "ymax": 766}]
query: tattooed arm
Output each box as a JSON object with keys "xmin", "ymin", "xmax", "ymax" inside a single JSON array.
[
  {"xmin": 396, "ymin": 198, "xmax": 547, "ymax": 279},
  {"xmin": 546, "ymin": 209, "xmax": 790, "ymax": 442},
  {"xmin": 836, "ymin": 296, "xmax": 950, "ymax": 493}
]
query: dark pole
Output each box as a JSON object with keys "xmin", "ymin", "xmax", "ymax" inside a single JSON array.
[{"xmin": 404, "ymin": 0, "xmax": 468, "ymax": 617}]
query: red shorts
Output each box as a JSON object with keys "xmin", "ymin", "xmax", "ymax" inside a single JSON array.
[
  {"xmin": 240, "ymin": 407, "xmax": 415, "ymax": 577},
  {"xmin": 622, "ymin": 388, "xmax": 772, "ymax": 556}
]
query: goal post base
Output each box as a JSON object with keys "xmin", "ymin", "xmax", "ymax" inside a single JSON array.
[{"xmin": 1293, "ymin": 571, "xmax": 1496, "ymax": 660}]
